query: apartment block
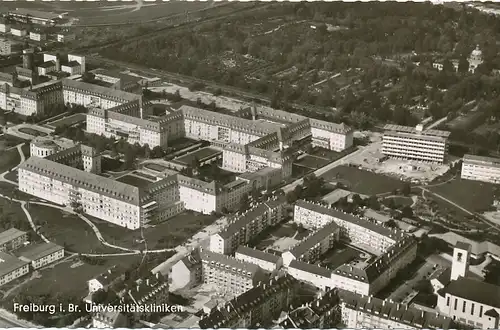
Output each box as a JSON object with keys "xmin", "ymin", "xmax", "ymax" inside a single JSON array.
[
  {"xmin": 234, "ymin": 246, "xmax": 283, "ymax": 272},
  {"xmin": 382, "ymin": 124, "xmax": 450, "ymax": 163},
  {"xmin": 0, "ymin": 228, "xmax": 28, "ymax": 252},
  {"xmin": 0, "ymin": 251, "xmax": 30, "ymax": 287},
  {"xmin": 339, "ymin": 289, "xmax": 455, "ymax": 329},
  {"xmin": 461, "ymin": 154, "xmax": 500, "ymax": 184},
  {"xmin": 282, "ymin": 221, "xmax": 340, "ymax": 266},
  {"xmin": 200, "ymin": 249, "xmax": 267, "ymax": 296},
  {"xmin": 199, "ymin": 275, "xmax": 298, "ymax": 328},
  {"xmin": 209, "ymin": 196, "xmax": 287, "ymax": 255},
  {"xmin": 17, "ymin": 242, "xmax": 64, "ymax": 269},
  {"xmin": 170, "ymin": 250, "xmax": 202, "ymax": 290}
]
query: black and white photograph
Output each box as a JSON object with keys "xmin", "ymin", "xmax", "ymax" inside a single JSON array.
[{"xmin": 0, "ymin": 0, "xmax": 498, "ymax": 328}]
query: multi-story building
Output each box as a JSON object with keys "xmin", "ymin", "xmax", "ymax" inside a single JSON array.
[
  {"xmin": 9, "ymin": 9, "xmax": 61, "ymax": 25},
  {"xmin": 17, "ymin": 242, "xmax": 64, "ymax": 269},
  {"xmin": 126, "ymin": 273, "xmax": 169, "ymax": 311},
  {"xmin": 0, "ymin": 228, "xmax": 28, "ymax": 252},
  {"xmin": 234, "ymin": 246, "xmax": 283, "ymax": 272},
  {"xmin": 278, "ymin": 288, "xmax": 341, "ymax": 328},
  {"xmin": 91, "ymin": 69, "xmax": 142, "ymax": 93},
  {"xmin": 338, "ymin": 289, "xmax": 455, "ymax": 329},
  {"xmin": 30, "ymin": 136, "xmax": 75, "ymax": 158},
  {"xmin": 0, "ymin": 251, "xmax": 30, "ymax": 287},
  {"xmin": 0, "ymin": 38, "xmax": 21, "ymax": 55},
  {"xmin": 56, "ymin": 33, "xmax": 76, "ymax": 43},
  {"xmin": 461, "ymin": 154, "xmax": 500, "ymax": 184},
  {"xmin": 199, "ymin": 275, "xmax": 298, "ymax": 328},
  {"xmin": 209, "ymin": 196, "xmax": 287, "ymax": 255},
  {"xmin": 382, "ymin": 124, "xmax": 450, "ymax": 163},
  {"xmin": 436, "ymin": 242, "xmax": 500, "ymax": 329},
  {"xmin": 87, "ymin": 266, "xmax": 125, "ymax": 295},
  {"xmin": 200, "ymin": 249, "xmax": 267, "ymax": 296},
  {"xmin": 61, "ymin": 61, "xmax": 82, "ymax": 76},
  {"xmin": 29, "ymin": 31, "xmax": 46, "ymax": 41},
  {"xmin": 92, "ymin": 310, "xmax": 129, "ymax": 329},
  {"xmin": 287, "ymin": 200, "xmax": 417, "ymax": 295},
  {"xmin": 170, "ymin": 250, "xmax": 202, "ymax": 290},
  {"xmin": 282, "ymin": 222, "xmax": 340, "ymax": 266}
]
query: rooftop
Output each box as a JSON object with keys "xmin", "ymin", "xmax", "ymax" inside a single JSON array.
[
  {"xmin": 338, "ymin": 288, "xmax": 454, "ymax": 329},
  {"xmin": 463, "ymin": 154, "xmax": 500, "ymax": 168},
  {"xmin": 429, "ymin": 232, "xmax": 500, "ymax": 258},
  {"xmin": 0, "ymin": 251, "xmax": 28, "ymax": 278},
  {"xmin": 0, "ymin": 228, "xmax": 27, "ymax": 246},
  {"xmin": 16, "ymin": 242, "xmax": 63, "ymax": 261},
  {"xmin": 383, "ymin": 124, "xmax": 451, "ymax": 138},
  {"xmin": 10, "ymin": 8, "xmax": 61, "ymax": 21},
  {"xmin": 200, "ymin": 249, "xmax": 262, "ymax": 277},
  {"xmin": 288, "ymin": 221, "xmax": 339, "ymax": 258},
  {"xmin": 235, "ymin": 246, "xmax": 281, "ymax": 264},
  {"xmin": 441, "ymin": 277, "xmax": 500, "ymax": 309}
]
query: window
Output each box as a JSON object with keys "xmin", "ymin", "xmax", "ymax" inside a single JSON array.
[
  {"xmin": 462, "ymin": 301, "xmax": 466, "ymax": 313},
  {"xmin": 471, "ymin": 303, "xmax": 475, "ymax": 315},
  {"xmin": 479, "ymin": 306, "xmax": 483, "ymax": 317},
  {"xmin": 446, "ymin": 296, "xmax": 450, "ymax": 306},
  {"xmin": 457, "ymin": 252, "xmax": 463, "ymax": 262},
  {"xmin": 454, "ymin": 299, "xmax": 458, "ymax": 310}
]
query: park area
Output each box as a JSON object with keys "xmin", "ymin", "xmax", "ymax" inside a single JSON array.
[
  {"xmin": 18, "ymin": 127, "xmax": 47, "ymax": 137},
  {"xmin": 321, "ymin": 165, "xmax": 405, "ymax": 196},
  {"xmin": 115, "ymin": 173, "xmax": 155, "ymax": 188},
  {"xmin": 429, "ymin": 178, "xmax": 496, "ymax": 212}
]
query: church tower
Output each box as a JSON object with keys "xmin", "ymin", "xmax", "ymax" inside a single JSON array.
[{"xmin": 451, "ymin": 241, "xmax": 471, "ymax": 281}]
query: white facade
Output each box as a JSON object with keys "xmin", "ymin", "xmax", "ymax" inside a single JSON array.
[
  {"xmin": 382, "ymin": 124, "xmax": 450, "ymax": 164},
  {"xmin": 28, "ymin": 248, "xmax": 64, "ymax": 269},
  {"xmin": 311, "ymin": 127, "xmax": 353, "ymax": 152},
  {"xmin": 29, "ymin": 32, "xmax": 46, "ymax": 41},
  {"xmin": 234, "ymin": 251, "xmax": 282, "ymax": 272},
  {"xmin": 57, "ymin": 33, "xmax": 75, "ymax": 43},
  {"xmin": 67, "ymin": 54, "xmax": 86, "ymax": 73},
  {"xmin": 461, "ymin": 154, "xmax": 500, "ymax": 184},
  {"xmin": 0, "ymin": 23, "xmax": 10, "ymax": 33},
  {"xmin": 0, "ymin": 252, "xmax": 30, "ymax": 287},
  {"xmin": 88, "ymin": 278, "xmax": 104, "ymax": 294},
  {"xmin": 61, "ymin": 64, "xmax": 81, "ymax": 76},
  {"xmin": 11, "ymin": 28, "xmax": 27, "ymax": 37}
]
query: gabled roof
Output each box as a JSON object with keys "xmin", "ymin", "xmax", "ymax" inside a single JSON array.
[
  {"xmin": 235, "ymin": 246, "xmax": 281, "ymax": 264},
  {"xmin": 441, "ymin": 277, "xmax": 500, "ymax": 309}
]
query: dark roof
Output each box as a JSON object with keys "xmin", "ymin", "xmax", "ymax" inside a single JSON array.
[
  {"xmin": 235, "ymin": 246, "xmax": 281, "ymax": 264},
  {"xmin": 442, "ymin": 277, "xmax": 500, "ymax": 309},
  {"xmin": 64, "ymin": 60, "xmax": 80, "ymax": 67},
  {"xmin": 455, "ymin": 241, "xmax": 472, "ymax": 251},
  {"xmin": 289, "ymin": 221, "xmax": 339, "ymax": 258},
  {"xmin": 16, "ymin": 242, "xmax": 63, "ymax": 261},
  {"xmin": 179, "ymin": 249, "xmax": 201, "ymax": 271},
  {"xmin": 93, "ymin": 266, "xmax": 124, "ymax": 287},
  {"xmin": 0, "ymin": 228, "xmax": 27, "ymax": 246},
  {"xmin": 434, "ymin": 268, "xmax": 451, "ymax": 286},
  {"xmin": 10, "ymin": 8, "xmax": 60, "ymax": 21},
  {"xmin": 0, "ymin": 251, "xmax": 29, "ymax": 277},
  {"xmin": 127, "ymin": 273, "xmax": 168, "ymax": 305},
  {"xmin": 38, "ymin": 60, "xmax": 55, "ymax": 69},
  {"xmin": 199, "ymin": 275, "xmax": 297, "ymax": 328},
  {"xmin": 288, "ymin": 259, "xmax": 331, "ymax": 278},
  {"xmin": 337, "ymin": 288, "xmax": 454, "ymax": 329}
]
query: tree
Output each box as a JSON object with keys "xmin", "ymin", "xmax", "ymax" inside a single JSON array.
[
  {"xmin": 401, "ymin": 182, "xmax": 411, "ymax": 196},
  {"xmin": 401, "ymin": 205, "xmax": 414, "ymax": 218},
  {"xmin": 151, "ymin": 146, "xmax": 164, "ymax": 158},
  {"xmin": 81, "ymin": 72, "xmax": 95, "ymax": 83},
  {"xmin": 239, "ymin": 193, "xmax": 250, "ymax": 213},
  {"xmin": 458, "ymin": 57, "xmax": 469, "ymax": 73}
]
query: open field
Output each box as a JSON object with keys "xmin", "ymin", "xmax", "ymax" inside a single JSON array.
[
  {"xmin": 0, "ymin": 148, "xmax": 21, "ymax": 174},
  {"xmin": 90, "ymin": 211, "xmax": 218, "ymax": 250},
  {"xmin": 0, "ymin": 134, "xmax": 28, "ymax": 148},
  {"xmin": 429, "ymin": 178, "xmax": 496, "ymax": 212},
  {"xmin": 47, "ymin": 113, "xmax": 86, "ymax": 128},
  {"xmin": 174, "ymin": 147, "xmax": 221, "ymax": 166},
  {"xmin": 30, "ymin": 204, "xmax": 118, "ymax": 254},
  {"xmin": 116, "ymin": 174, "xmax": 154, "ymax": 188},
  {"xmin": 321, "ymin": 165, "xmax": 404, "ymax": 196},
  {"xmin": 4, "ymin": 170, "xmax": 18, "ymax": 183},
  {"xmin": 384, "ymin": 196, "xmax": 413, "ymax": 208}
]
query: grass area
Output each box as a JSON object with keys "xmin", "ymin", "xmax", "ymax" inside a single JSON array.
[
  {"xmin": 47, "ymin": 113, "xmax": 86, "ymax": 128},
  {"xmin": 0, "ymin": 196, "xmax": 33, "ymax": 233},
  {"xmin": 21, "ymin": 143, "xmax": 30, "ymax": 158},
  {"xmin": 0, "ymin": 148, "xmax": 21, "ymax": 174},
  {"xmin": 175, "ymin": 147, "xmax": 221, "ymax": 166},
  {"xmin": 429, "ymin": 178, "xmax": 496, "ymax": 212},
  {"xmin": 292, "ymin": 164, "xmax": 313, "ymax": 178},
  {"xmin": 321, "ymin": 165, "xmax": 404, "ymax": 195},
  {"xmin": 18, "ymin": 127, "xmax": 47, "ymax": 137},
  {"xmin": 2, "ymin": 254, "xmax": 142, "ymax": 306},
  {"xmin": 144, "ymin": 163, "xmax": 168, "ymax": 172},
  {"xmin": 115, "ymin": 174, "xmax": 154, "ymax": 188},
  {"xmin": 294, "ymin": 155, "xmax": 330, "ymax": 169},
  {"xmin": 318, "ymin": 244, "xmax": 361, "ymax": 270},
  {"xmin": 196, "ymin": 164, "xmax": 235, "ymax": 184},
  {"xmin": 0, "ymin": 134, "xmax": 28, "ymax": 148},
  {"xmin": 4, "ymin": 170, "xmax": 18, "ymax": 183},
  {"xmin": 90, "ymin": 211, "xmax": 218, "ymax": 250},
  {"xmin": 29, "ymin": 204, "xmax": 118, "ymax": 254}
]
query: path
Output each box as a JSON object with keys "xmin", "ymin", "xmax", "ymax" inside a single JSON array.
[{"xmin": 426, "ymin": 116, "xmax": 448, "ymax": 130}]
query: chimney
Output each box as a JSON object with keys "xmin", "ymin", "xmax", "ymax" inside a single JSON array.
[
  {"xmin": 136, "ymin": 285, "xmax": 140, "ymax": 292},
  {"xmin": 382, "ymin": 300, "xmax": 386, "ymax": 306},
  {"xmin": 421, "ymin": 310, "xmax": 424, "ymax": 318},
  {"xmin": 368, "ymin": 296, "xmax": 372, "ymax": 303},
  {"xmin": 146, "ymin": 278, "xmax": 149, "ymax": 286}
]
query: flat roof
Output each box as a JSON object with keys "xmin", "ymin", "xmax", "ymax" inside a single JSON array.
[
  {"xmin": 0, "ymin": 228, "xmax": 26, "ymax": 246},
  {"xmin": 0, "ymin": 251, "xmax": 28, "ymax": 277},
  {"xmin": 17, "ymin": 242, "xmax": 63, "ymax": 261},
  {"xmin": 235, "ymin": 246, "xmax": 280, "ymax": 264},
  {"xmin": 10, "ymin": 8, "xmax": 60, "ymax": 21},
  {"xmin": 463, "ymin": 154, "xmax": 500, "ymax": 167},
  {"xmin": 384, "ymin": 124, "xmax": 451, "ymax": 138}
]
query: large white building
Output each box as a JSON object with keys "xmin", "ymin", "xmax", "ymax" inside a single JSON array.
[
  {"xmin": 436, "ymin": 242, "xmax": 500, "ymax": 329},
  {"xmin": 461, "ymin": 154, "xmax": 500, "ymax": 184},
  {"xmin": 382, "ymin": 124, "xmax": 450, "ymax": 163},
  {"xmin": 286, "ymin": 200, "xmax": 417, "ymax": 295},
  {"xmin": 0, "ymin": 251, "xmax": 30, "ymax": 287}
]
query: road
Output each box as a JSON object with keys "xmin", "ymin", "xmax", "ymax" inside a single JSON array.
[
  {"xmin": 281, "ymin": 146, "xmax": 368, "ymax": 193},
  {"xmin": 388, "ymin": 261, "xmax": 441, "ymax": 303}
]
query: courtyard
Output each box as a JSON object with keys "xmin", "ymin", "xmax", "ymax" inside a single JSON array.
[{"xmin": 46, "ymin": 113, "xmax": 86, "ymax": 128}]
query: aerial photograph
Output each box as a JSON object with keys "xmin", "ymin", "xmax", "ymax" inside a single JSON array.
[{"xmin": 0, "ymin": 0, "xmax": 499, "ymax": 328}]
